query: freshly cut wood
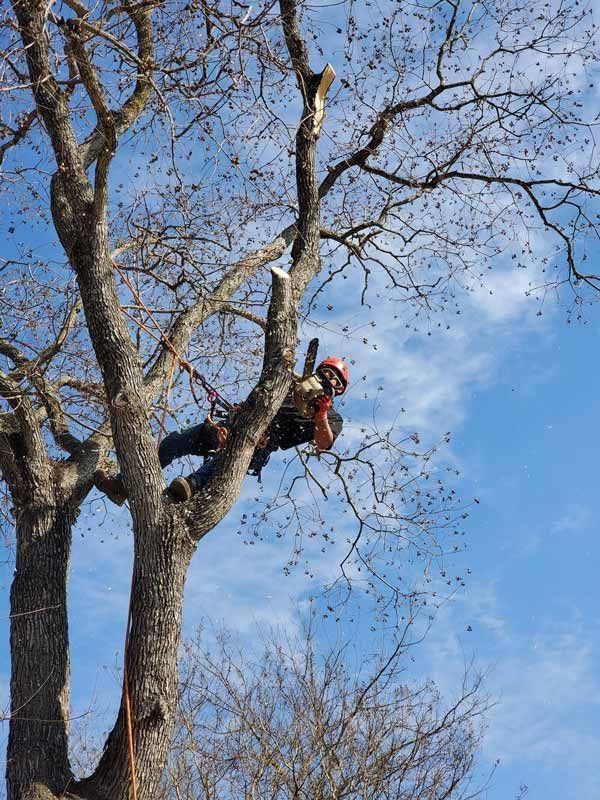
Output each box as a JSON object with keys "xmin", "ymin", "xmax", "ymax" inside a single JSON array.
[{"xmin": 313, "ymin": 63, "xmax": 336, "ymax": 136}]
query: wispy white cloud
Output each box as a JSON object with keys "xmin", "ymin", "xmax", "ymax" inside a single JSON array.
[
  {"xmin": 466, "ymin": 265, "xmax": 540, "ymax": 323},
  {"xmin": 552, "ymin": 503, "xmax": 594, "ymax": 534},
  {"xmin": 312, "ymin": 242, "xmax": 551, "ymax": 457},
  {"xmin": 418, "ymin": 581, "xmax": 600, "ymax": 798},
  {"xmin": 484, "ymin": 623, "xmax": 600, "ymax": 796}
]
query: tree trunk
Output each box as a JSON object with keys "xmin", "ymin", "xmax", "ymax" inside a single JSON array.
[
  {"xmin": 75, "ymin": 511, "xmax": 194, "ymax": 800},
  {"xmin": 7, "ymin": 500, "xmax": 74, "ymax": 800}
]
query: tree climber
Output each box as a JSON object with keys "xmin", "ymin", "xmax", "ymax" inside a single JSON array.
[{"xmin": 96, "ymin": 357, "xmax": 349, "ymax": 505}]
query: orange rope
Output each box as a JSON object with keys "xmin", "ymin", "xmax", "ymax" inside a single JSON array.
[
  {"xmin": 121, "ymin": 308, "xmax": 164, "ymax": 346},
  {"xmin": 157, "ymin": 353, "xmax": 177, "ymax": 446},
  {"xmin": 123, "ymin": 592, "xmax": 137, "ymax": 800},
  {"xmin": 112, "ymin": 261, "xmax": 193, "ymax": 372}
]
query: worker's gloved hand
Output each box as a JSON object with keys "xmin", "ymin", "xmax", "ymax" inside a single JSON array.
[
  {"xmin": 313, "ymin": 394, "xmax": 332, "ymax": 421},
  {"xmin": 215, "ymin": 425, "xmax": 229, "ymax": 449}
]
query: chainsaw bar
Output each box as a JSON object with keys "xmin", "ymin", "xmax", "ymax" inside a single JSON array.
[{"xmin": 302, "ymin": 338, "xmax": 319, "ymax": 379}]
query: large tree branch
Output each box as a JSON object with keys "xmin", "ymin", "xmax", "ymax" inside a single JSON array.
[
  {"xmin": 0, "ymin": 301, "xmax": 84, "ymax": 455},
  {"xmin": 0, "ymin": 339, "xmax": 28, "ymax": 370},
  {"xmin": 55, "ymin": 375, "xmax": 106, "ymax": 401},
  {"xmin": 7, "ymin": 299, "xmax": 82, "ymax": 380},
  {"xmin": 64, "ymin": 22, "xmax": 117, "ymax": 213},
  {"xmin": 279, "ymin": 0, "xmax": 330, "ymax": 299},
  {"xmin": 12, "ymin": 0, "xmax": 165, "ymax": 501},
  {"xmin": 0, "ymin": 368, "xmax": 47, "ymax": 475},
  {"xmin": 30, "ymin": 379, "xmax": 82, "ymax": 456},
  {"xmin": 79, "ymin": 4, "xmax": 154, "ymax": 170},
  {"xmin": 218, "ymin": 302, "xmax": 267, "ymax": 331},
  {"xmin": 187, "ymin": 265, "xmax": 296, "ymax": 538},
  {"xmin": 318, "ymin": 78, "xmax": 470, "ymax": 201},
  {"xmin": 142, "ymin": 223, "xmax": 297, "ymax": 395},
  {"xmin": 279, "ymin": 0, "xmax": 312, "ymax": 83},
  {"xmin": 10, "ymin": 0, "xmax": 91, "ymax": 212},
  {"xmin": 0, "ymin": 364, "xmax": 81, "ymax": 455},
  {"xmin": 0, "ymin": 430, "xmax": 22, "ymax": 490}
]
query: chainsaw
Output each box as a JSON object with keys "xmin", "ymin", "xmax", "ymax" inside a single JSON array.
[{"xmin": 293, "ymin": 338, "xmax": 333, "ymax": 418}]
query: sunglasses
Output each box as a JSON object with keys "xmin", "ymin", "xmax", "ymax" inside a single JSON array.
[{"xmin": 317, "ymin": 367, "xmax": 345, "ymax": 395}]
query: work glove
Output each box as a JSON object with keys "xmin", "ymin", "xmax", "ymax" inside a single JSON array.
[
  {"xmin": 313, "ymin": 394, "xmax": 332, "ymax": 421},
  {"xmin": 215, "ymin": 425, "xmax": 229, "ymax": 449},
  {"xmin": 206, "ymin": 414, "xmax": 229, "ymax": 450}
]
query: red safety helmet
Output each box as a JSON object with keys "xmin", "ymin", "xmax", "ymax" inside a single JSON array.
[{"xmin": 317, "ymin": 357, "xmax": 349, "ymax": 395}]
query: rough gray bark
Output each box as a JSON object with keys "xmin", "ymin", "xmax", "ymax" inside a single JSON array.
[
  {"xmin": 7, "ymin": 504, "xmax": 73, "ymax": 800},
  {"xmin": 6, "ymin": 0, "xmax": 596, "ymax": 797},
  {"xmin": 75, "ymin": 511, "xmax": 194, "ymax": 800},
  {"xmin": 0, "ymin": 363, "xmax": 75, "ymax": 799},
  {"xmin": 279, "ymin": 0, "xmax": 328, "ymax": 298},
  {"xmin": 5, "ymin": 5, "xmax": 305, "ymax": 795}
]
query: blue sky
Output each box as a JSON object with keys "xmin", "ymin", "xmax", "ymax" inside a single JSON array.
[
  {"xmin": 4, "ymin": 262, "xmax": 600, "ymax": 797},
  {"xmin": 3, "ymin": 1, "xmax": 600, "ymax": 797},
  {"xmin": 419, "ymin": 315, "xmax": 600, "ymax": 799}
]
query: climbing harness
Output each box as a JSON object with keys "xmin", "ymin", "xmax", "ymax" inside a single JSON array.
[
  {"xmin": 247, "ymin": 442, "xmax": 276, "ymax": 481},
  {"xmin": 189, "ymin": 369, "xmax": 233, "ymax": 420}
]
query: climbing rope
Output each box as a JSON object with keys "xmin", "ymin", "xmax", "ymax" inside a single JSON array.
[
  {"xmin": 157, "ymin": 353, "xmax": 177, "ymax": 446},
  {"xmin": 112, "ymin": 260, "xmax": 232, "ymax": 417},
  {"xmin": 123, "ymin": 585, "xmax": 137, "ymax": 800}
]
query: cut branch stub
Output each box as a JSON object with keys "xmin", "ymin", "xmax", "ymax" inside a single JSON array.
[{"xmin": 312, "ymin": 63, "xmax": 335, "ymax": 137}]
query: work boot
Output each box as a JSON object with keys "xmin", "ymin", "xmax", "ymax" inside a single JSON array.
[
  {"xmin": 169, "ymin": 475, "xmax": 196, "ymax": 502},
  {"xmin": 95, "ymin": 470, "xmax": 127, "ymax": 506}
]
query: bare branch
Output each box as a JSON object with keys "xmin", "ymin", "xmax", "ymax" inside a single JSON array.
[{"xmin": 0, "ymin": 110, "xmax": 37, "ymax": 166}]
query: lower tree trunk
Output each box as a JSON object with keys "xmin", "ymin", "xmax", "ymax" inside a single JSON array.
[
  {"xmin": 7, "ymin": 502, "xmax": 73, "ymax": 800},
  {"xmin": 75, "ymin": 511, "xmax": 193, "ymax": 800}
]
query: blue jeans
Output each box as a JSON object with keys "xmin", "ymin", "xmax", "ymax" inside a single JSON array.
[
  {"xmin": 158, "ymin": 421, "xmax": 219, "ymax": 467},
  {"xmin": 115, "ymin": 421, "xmax": 272, "ymax": 494},
  {"xmin": 113, "ymin": 421, "xmax": 222, "ymax": 494},
  {"xmin": 159, "ymin": 421, "xmax": 221, "ymax": 491},
  {"xmin": 160, "ymin": 421, "xmax": 274, "ymax": 488}
]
